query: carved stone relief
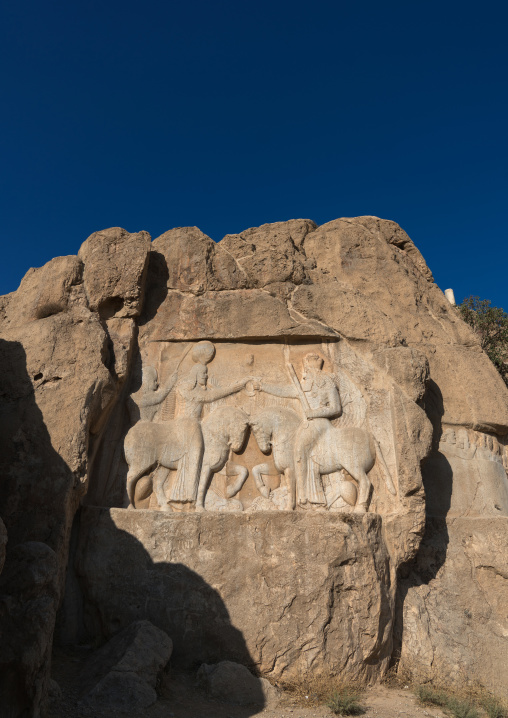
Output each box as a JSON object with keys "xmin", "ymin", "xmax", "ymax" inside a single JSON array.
[
  {"xmin": 119, "ymin": 339, "xmax": 400, "ymax": 514},
  {"xmin": 438, "ymin": 427, "xmax": 508, "ymax": 516}
]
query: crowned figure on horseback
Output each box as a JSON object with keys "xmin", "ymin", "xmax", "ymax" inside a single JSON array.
[{"xmin": 252, "ymin": 351, "xmax": 342, "ymax": 507}]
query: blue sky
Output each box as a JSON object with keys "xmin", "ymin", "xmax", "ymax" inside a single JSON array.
[{"xmin": 1, "ymin": 0, "xmax": 507, "ymax": 309}]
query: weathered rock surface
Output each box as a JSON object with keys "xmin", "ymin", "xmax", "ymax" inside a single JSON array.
[
  {"xmin": 0, "ymin": 517, "xmax": 6, "ymax": 575},
  {"xmin": 220, "ymin": 219, "xmax": 315, "ymax": 287},
  {"xmin": 79, "ymin": 620, "xmax": 172, "ymax": 710},
  {"xmin": 396, "ymin": 518, "xmax": 508, "ymax": 698},
  {"xmin": 152, "ymin": 226, "xmax": 247, "ymax": 293},
  {"xmin": 0, "ymin": 229, "xmax": 151, "ymax": 717},
  {"xmin": 78, "ymin": 226, "xmax": 151, "ymax": 317},
  {"xmin": 1, "ymin": 215, "xmax": 507, "ymax": 718},
  {"xmin": 1, "ymin": 255, "xmax": 84, "ymax": 328},
  {"xmin": 197, "ymin": 660, "xmax": 279, "ymax": 706},
  {"xmin": 76, "ymin": 509, "xmax": 394, "ymax": 683},
  {"xmin": 0, "ymin": 541, "xmax": 59, "ymax": 716}
]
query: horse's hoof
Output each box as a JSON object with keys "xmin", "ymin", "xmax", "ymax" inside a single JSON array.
[
  {"xmin": 354, "ymin": 504, "xmax": 367, "ymax": 514},
  {"xmin": 260, "ymin": 487, "xmax": 270, "ymax": 499},
  {"xmin": 195, "ymin": 504, "xmax": 206, "ymax": 513},
  {"xmin": 160, "ymin": 504, "xmax": 172, "ymax": 513},
  {"xmin": 127, "ymin": 503, "xmax": 135, "ymax": 511}
]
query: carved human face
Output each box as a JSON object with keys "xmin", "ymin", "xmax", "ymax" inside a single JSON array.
[
  {"xmin": 196, "ymin": 365, "xmax": 208, "ymax": 387},
  {"xmin": 143, "ymin": 367, "xmax": 158, "ymax": 391},
  {"xmin": 304, "ymin": 355, "xmax": 323, "ymax": 371}
]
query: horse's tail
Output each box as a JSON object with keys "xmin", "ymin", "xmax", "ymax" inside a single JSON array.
[{"xmin": 373, "ymin": 437, "xmax": 397, "ymax": 496}]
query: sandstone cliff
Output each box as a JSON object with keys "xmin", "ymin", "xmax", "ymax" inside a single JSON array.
[{"xmin": 1, "ymin": 217, "xmax": 507, "ymax": 716}]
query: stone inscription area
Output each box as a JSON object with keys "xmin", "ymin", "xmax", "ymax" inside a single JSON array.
[{"xmin": 121, "ymin": 339, "xmax": 398, "ymax": 514}]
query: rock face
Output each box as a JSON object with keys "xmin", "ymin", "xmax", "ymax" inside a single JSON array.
[
  {"xmin": 396, "ymin": 518, "xmax": 508, "ymax": 696},
  {"xmin": 76, "ymin": 509, "xmax": 394, "ymax": 681},
  {"xmin": 1, "ymin": 216, "xmax": 507, "ymax": 716}
]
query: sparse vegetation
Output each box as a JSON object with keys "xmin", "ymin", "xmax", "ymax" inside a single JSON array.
[
  {"xmin": 459, "ymin": 296, "xmax": 508, "ymax": 387},
  {"xmin": 417, "ymin": 684, "xmax": 479, "ymax": 717},
  {"xmin": 415, "ymin": 682, "xmax": 508, "ymax": 718},
  {"xmin": 416, "ymin": 684, "xmax": 450, "ymax": 707},
  {"xmin": 280, "ymin": 675, "xmax": 366, "ymax": 714},
  {"xmin": 326, "ymin": 687, "xmax": 365, "ymax": 715},
  {"xmin": 481, "ymin": 694, "xmax": 508, "ymax": 718}
]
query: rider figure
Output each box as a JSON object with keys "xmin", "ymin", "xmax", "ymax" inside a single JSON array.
[
  {"xmin": 255, "ymin": 353, "xmax": 342, "ymax": 506},
  {"xmin": 128, "ymin": 365, "xmax": 177, "ymax": 423}
]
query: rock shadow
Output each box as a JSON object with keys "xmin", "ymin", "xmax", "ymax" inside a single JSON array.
[
  {"xmin": 392, "ymin": 378, "xmax": 452, "ymax": 666},
  {"xmin": 57, "ymin": 506, "xmax": 267, "ymax": 715},
  {"xmin": 85, "ymin": 248, "xmax": 170, "ymax": 509},
  {"xmin": 0, "ymin": 338, "xmax": 76, "ymax": 717},
  {"xmin": 138, "ymin": 250, "xmax": 170, "ymax": 327}
]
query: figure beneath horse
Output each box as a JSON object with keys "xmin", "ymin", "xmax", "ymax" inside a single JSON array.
[{"xmin": 250, "ymin": 405, "xmax": 396, "ymax": 513}]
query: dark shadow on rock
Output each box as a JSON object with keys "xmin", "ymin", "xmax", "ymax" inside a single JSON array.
[
  {"xmin": 0, "ymin": 338, "xmax": 75, "ymax": 717},
  {"xmin": 138, "ymin": 250, "xmax": 169, "ymax": 327},
  {"xmin": 84, "ymin": 248, "xmax": 170, "ymax": 510},
  {"xmin": 56, "ymin": 506, "xmax": 266, "ymax": 715},
  {"xmin": 392, "ymin": 378, "xmax": 451, "ymax": 667}
]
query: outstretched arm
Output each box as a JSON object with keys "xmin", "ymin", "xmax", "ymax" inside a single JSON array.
[
  {"xmin": 256, "ymin": 381, "xmax": 298, "ymax": 399},
  {"xmin": 201, "ymin": 378, "xmax": 249, "ymax": 403},
  {"xmin": 137, "ymin": 372, "xmax": 178, "ymax": 407}
]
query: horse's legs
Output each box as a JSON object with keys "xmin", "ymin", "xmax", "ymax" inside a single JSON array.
[
  {"xmin": 195, "ymin": 466, "xmax": 212, "ymax": 511},
  {"xmin": 153, "ymin": 466, "xmax": 171, "ymax": 511},
  {"xmin": 352, "ymin": 468, "xmax": 371, "ymax": 513},
  {"xmin": 252, "ymin": 463, "xmax": 271, "ymax": 498},
  {"xmin": 285, "ymin": 467, "xmax": 296, "ymax": 510},
  {"xmin": 126, "ymin": 463, "xmax": 151, "ymax": 509},
  {"xmin": 226, "ymin": 464, "xmax": 249, "ymax": 498}
]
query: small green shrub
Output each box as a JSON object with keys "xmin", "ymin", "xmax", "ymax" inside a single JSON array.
[
  {"xmin": 416, "ymin": 685, "xmax": 481, "ymax": 718},
  {"xmin": 481, "ymin": 695, "xmax": 508, "ymax": 718},
  {"xmin": 326, "ymin": 687, "xmax": 364, "ymax": 716},
  {"xmin": 416, "ymin": 684, "xmax": 449, "ymax": 707},
  {"xmin": 446, "ymin": 696, "xmax": 480, "ymax": 718}
]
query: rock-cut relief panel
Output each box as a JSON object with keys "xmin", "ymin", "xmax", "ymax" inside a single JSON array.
[
  {"xmin": 122, "ymin": 340, "xmax": 399, "ymax": 513},
  {"xmin": 437, "ymin": 427, "xmax": 508, "ymax": 516}
]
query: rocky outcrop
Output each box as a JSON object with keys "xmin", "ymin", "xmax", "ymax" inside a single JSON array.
[
  {"xmin": 0, "ymin": 228, "xmax": 152, "ymax": 717},
  {"xmin": 1, "ymin": 216, "xmax": 507, "ymax": 717},
  {"xmin": 396, "ymin": 518, "xmax": 508, "ymax": 697},
  {"xmin": 78, "ymin": 226, "xmax": 151, "ymax": 318}
]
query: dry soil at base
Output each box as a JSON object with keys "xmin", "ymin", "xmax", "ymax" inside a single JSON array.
[{"xmin": 50, "ymin": 648, "xmax": 447, "ymax": 718}]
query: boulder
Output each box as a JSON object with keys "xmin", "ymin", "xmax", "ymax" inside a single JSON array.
[
  {"xmin": 152, "ymin": 226, "xmax": 247, "ymax": 293},
  {"xmin": 197, "ymin": 660, "xmax": 279, "ymax": 706},
  {"xmin": 79, "ymin": 620, "xmax": 173, "ymax": 710},
  {"xmin": 78, "ymin": 226, "xmax": 151, "ymax": 317},
  {"xmin": 76, "ymin": 509, "xmax": 395, "ymax": 683}
]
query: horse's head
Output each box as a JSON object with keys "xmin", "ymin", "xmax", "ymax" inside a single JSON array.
[
  {"xmin": 215, "ymin": 406, "xmax": 250, "ymax": 452},
  {"xmin": 249, "ymin": 412, "xmax": 273, "ymax": 454}
]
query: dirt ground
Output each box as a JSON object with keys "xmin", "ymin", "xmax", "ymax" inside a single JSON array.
[{"xmin": 49, "ymin": 647, "xmax": 448, "ymax": 718}]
